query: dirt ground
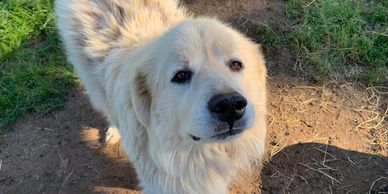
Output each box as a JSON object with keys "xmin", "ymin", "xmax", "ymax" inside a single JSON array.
[{"xmin": 1, "ymin": 0, "xmax": 387, "ymax": 193}]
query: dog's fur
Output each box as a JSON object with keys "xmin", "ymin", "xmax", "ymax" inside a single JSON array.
[{"xmin": 55, "ymin": 0, "xmax": 267, "ymax": 193}]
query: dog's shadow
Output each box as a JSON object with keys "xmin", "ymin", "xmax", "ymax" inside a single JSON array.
[
  {"xmin": 0, "ymin": 89, "xmax": 140, "ymax": 194},
  {"xmin": 59, "ymin": 89, "xmax": 141, "ymax": 193},
  {"xmin": 261, "ymin": 143, "xmax": 388, "ymax": 194}
]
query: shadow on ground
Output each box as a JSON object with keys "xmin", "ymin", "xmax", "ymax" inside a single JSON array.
[
  {"xmin": 0, "ymin": 89, "xmax": 139, "ymax": 194},
  {"xmin": 261, "ymin": 143, "xmax": 388, "ymax": 194}
]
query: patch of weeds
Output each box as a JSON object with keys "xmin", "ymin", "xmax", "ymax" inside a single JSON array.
[
  {"xmin": 255, "ymin": 26, "xmax": 286, "ymax": 50},
  {"xmin": 0, "ymin": 0, "xmax": 77, "ymax": 132},
  {"xmin": 0, "ymin": 0, "xmax": 56, "ymax": 59},
  {"xmin": 285, "ymin": 0, "xmax": 388, "ymax": 84},
  {"xmin": 0, "ymin": 32, "xmax": 77, "ymax": 132}
]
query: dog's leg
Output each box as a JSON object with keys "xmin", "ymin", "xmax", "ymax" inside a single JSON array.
[{"xmin": 105, "ymin": 126, "xmax": 121, "ymax": 145}]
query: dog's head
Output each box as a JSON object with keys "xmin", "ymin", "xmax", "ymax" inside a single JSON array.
[{"xmin": 130, "ymin": 18, "xmax": 266, "ymax": 147}]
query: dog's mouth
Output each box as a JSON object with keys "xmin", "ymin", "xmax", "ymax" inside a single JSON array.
[{"xmin": 190, "ymin": 129, "xmax": 244, "ymax": 141}]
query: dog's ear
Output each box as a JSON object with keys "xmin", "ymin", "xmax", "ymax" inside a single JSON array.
[{"xmin": 131, "ymin": 73, "xmax": 152, "ymax": 128}]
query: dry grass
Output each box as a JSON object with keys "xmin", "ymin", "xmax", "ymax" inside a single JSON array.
[
  {"xmin": 266, "ymin": 80, "xmax": 387, "ymax": 192},
  {"xmin": 369, "ymin": 176, "xmax": 388, "ymax": 194},
  {"xmin": 353, "ymin": 86, "xmax": 388, "ymax": 154},
  {"xmin": 268, "ymin": 81, "xmax": 387, "ymax": 156},
  {"xmin": 59, "ymin": 170, "xmax": 74, "ymax": 194}
]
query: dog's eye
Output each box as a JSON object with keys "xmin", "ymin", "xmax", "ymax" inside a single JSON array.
[
  {"xmin": 228, "ymin": 60, "xmax": 244, "ymax": 72},
  {"xmin": 172, "ymin": 69, "xmax": 193, "ymax": 84}
]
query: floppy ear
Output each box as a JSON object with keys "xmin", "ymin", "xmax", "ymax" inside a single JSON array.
[{"xmin": 131, "ymin": 73, "xmax": 152, "ymax": 128}]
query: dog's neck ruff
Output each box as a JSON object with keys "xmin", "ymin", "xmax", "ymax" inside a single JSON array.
[{"xmin": 126, "ymin": 123, "xmax": 262, "ymax": 194}]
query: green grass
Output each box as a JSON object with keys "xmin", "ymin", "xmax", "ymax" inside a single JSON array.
[
  {"xmin": 257, "ymin": 0, "xmax": 388, "ymax": 84},
  {"xmin": 0, "ymin": 0, "xmax": 76, "ymax": 132}
]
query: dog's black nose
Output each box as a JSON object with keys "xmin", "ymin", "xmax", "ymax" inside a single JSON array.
[{"xmin": 208, "ymin": 92, "xmax": 247, "ymax": 127}]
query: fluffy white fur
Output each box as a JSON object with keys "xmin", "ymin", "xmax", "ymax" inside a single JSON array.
[{"xmin": 55, "ymin": 0, "xmax": 267, "ymax": 193}]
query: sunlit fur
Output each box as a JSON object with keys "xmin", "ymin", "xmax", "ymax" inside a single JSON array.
[{"xmin": 55, "ymin": 0, "xmax": 266, "ymax": 193}]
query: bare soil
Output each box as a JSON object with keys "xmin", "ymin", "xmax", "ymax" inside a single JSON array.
[{"xmin": 1, "ymin": 0, "xmax": 387, "ymax": 193}]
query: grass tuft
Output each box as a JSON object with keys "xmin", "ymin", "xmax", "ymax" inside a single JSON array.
[
  {"xmin": 257, "ymin": 0, "xmax": 388, "ymax": 85},
  {"xmin": 0, "ymin": 0, "xmax": 77, "ymax": 132}
]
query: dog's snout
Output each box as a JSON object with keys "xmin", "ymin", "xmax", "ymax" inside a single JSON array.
[{"xmin": 208, "ymin": 92, "xmax": 247, "ymax": 126}]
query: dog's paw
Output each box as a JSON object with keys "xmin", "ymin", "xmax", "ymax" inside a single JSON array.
[{"xmin": 105, "ymin": 126, "xmax": 121, "ymax": 145}]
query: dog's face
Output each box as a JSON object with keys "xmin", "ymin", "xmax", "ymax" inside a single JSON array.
[{"xmin": 131, "ymin": 18, "xmax": 266, "ymax": 147}]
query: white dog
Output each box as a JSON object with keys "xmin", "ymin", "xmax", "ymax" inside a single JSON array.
[{"xmin": 55, "ymin": 0, "xmax": 267, "ymax": 193}]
